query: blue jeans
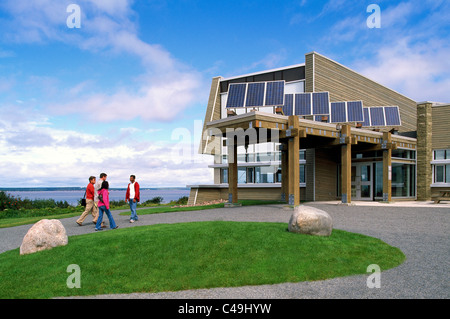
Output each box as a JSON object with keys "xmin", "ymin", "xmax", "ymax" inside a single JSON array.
[
  {"xmin": 96, "ymin": 206, "xmax": 117, "ymax": 230},
  {"xmin": 129, "ymin": 199, "xmax": 138, "ymax": 221}
]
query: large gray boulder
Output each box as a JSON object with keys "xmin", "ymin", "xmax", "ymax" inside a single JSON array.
[
  {"xmin": 20, "ymin": 219, "xmax": 68, "ymax": 255},
  {"xmin": 288, "ymin": 205, "xmax": 333, "ymax": 236}
]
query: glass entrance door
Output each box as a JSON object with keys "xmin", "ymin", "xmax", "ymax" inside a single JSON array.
[{"xmin": 351, "ymin": 163, "xmax": 373, "ymax": 200}]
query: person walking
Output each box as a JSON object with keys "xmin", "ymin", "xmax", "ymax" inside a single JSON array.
[
  {"xmin": 95, "ymin": 173, "xmax": 108, "ymax": 228},
  {"xmin": 76, "ymin": 176, "xmax": 98, "ymax": 226},
  {"xmin": 95, "ymin": 180, "xmax": 118, "ymax": 231},
  {"xmin": 125, "ymin": 175, "xmax": 140, "ymax": 223}
]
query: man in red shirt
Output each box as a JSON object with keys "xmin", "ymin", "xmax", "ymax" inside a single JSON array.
[
  {"xmin": 76, "ymin": 176, "xmax": 98, "ymax": 226},
  {"xmin": 125, "ymin": 175, "xmax": 140, "ymax": 223}
]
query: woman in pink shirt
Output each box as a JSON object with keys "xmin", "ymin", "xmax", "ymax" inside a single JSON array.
[{"xmin": 95, "ymin": 181, "xmax": 118, "ymax": 231}]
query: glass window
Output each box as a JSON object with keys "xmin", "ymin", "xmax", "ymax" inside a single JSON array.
[
  {"xmin": 447, "ymin": 165, "xmax": 450, "ymax": 183},
  {"xmin": 435, "ymin": 166, "xmax": 445, "ymax": 183},
  {"xmin": 299, "ymin": 150, "xmax": 306, "ymax": 160},
  {"xmin": 222, "ymin": 169, "xmax": 228, "ymax": 184},
  {"xmin": 375, "ymin": 162, "xmax": 383, "ymax": 198},
  {"xmin": 432, "ymin": 150, "xmax": 450, "ymax": 184},
  {"xmin": 238, "ymin": 168, "xmax": 247, "ymax": 184},
  {"xmin": 434, "ymin": 150, "xmax": 446, "ymax": 160},
  {"xmin": 276, "ymin": 167, "xmax": 282, "ymax": 183},
  {"xmin": 254, "ymin": 166, "xmax": 276, "ymax": 183},
  {"xmin": 247, "ymin": 167, "xmax": 254, "ymax": 183},
  {"xmin": 300, "ymin": 164, "xmax": 306, "ymax": 184},
  {"xmin": 392, "ymin": 163, "xmax": 416, "ymax": 197},
  {"xmin": 392, "ymin": 149, "xmax": 415, "ymax": 159}
]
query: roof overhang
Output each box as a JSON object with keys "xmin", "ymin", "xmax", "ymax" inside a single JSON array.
[{"xmin": 205, "ymin": 111, "xmax": 417, "ymax": 151}]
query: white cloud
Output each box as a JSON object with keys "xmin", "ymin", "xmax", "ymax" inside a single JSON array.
[
  {"xmin": 0, "ymin": 0, "xmax": 206, "ymax": 122},
  {"xmin": 355, "ymin": 38, "xmax": 450, "ymax": 102},
  {"xmin": 0, "ymin": 108, "xmax": 213, "ymax": 187}
]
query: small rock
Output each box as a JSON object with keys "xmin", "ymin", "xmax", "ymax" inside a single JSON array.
[
  {"xmin": 20, "ymin": 219, "xmax": 68, "ymax": 255},
  {"xmin": 288, "ymin": 206, "xmax": 333, "ymax": 236}
]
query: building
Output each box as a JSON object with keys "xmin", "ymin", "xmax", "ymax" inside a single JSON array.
[{"xmin": 188, "ymin": 52, "xmax": 450, "ymax": 205}]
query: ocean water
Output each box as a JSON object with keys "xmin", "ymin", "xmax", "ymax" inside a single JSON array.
[{"xmin": 4, "ymin": 188, "xmax": 191, "ymax": 206}]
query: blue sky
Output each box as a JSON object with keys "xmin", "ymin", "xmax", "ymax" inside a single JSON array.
[{"xmin": 0, "ymin": 0, "xmax": 449, "ymax": 188}]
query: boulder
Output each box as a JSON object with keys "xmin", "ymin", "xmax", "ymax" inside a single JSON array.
[
  {"xmin": 20, "ymin": 219, "xmax": 68, "ymax": 255},
  {"xmin": 288, "ymin": 206, "xmax": 333, "ymax": 236}
]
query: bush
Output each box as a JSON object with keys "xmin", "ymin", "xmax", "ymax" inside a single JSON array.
[
  {"xmin": 0, "ymin": 191, "xmax": 71, "ymax": 211},
  {"xmin": 0, "ymin": 191, "xmax": 20, "ymax": 211},
  {"xmin": 109, "ymin": 200, "xmax": 127, "ymax": 208},
  {"xmin": 174, "ymin": 196, "xmax": 189, "ymax": 205},
  {"xmin": 142, "ymin": 196, "xmax": 164, "ymax": 205}
]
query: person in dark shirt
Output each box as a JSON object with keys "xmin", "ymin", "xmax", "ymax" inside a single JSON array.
[{"xmin": 76, "ymin": 176, "xmax": 98, "ymax": 226}]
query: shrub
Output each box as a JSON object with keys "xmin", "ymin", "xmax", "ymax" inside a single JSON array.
[
  {"xmin": 174, "ymin": 196, "xmax": 189, "ymax": 205},
  {"xmin": 142, "ymin": 196, "xmax": 164, "ymax": 205},
  {"xmin": 109, "ymin": 200, "xmax": 127, "ymax": 208},
  {"xmin": 0, "ymin": 191, "xmax": 21, "ymax": 211},
  {"xmin": 0, "ymin": 191, "xmax": 71, "ymax": 211}
]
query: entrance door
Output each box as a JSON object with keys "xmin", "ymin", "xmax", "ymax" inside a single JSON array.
[{"xmin": 351, "ymin": 163, "xmax": 373, "ymax": 200}]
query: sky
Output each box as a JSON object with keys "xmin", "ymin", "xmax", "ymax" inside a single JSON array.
[{"xmin": 0, "ymin": 0, "xmax": 449, "ymax": 188}]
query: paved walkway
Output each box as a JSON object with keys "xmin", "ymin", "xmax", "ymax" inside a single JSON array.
[{"xmin": 1, "ymin": 202, "xmax": 449, "ymax": 299}]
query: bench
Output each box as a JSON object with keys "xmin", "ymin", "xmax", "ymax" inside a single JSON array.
[{"xmin": 433, "ymin": 191, "xmax": 450, "ymax": 204}]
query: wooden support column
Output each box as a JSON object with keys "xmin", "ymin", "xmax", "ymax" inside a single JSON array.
[
  {"xmin": 227, "ymin": 136, "xmax": 238, "ymax": 204},
  {"xmin": 281, "ymin": 142, "xmax": 289, "ymax": 203},
  {"xmin": 288, "ymin": 116, "xmax": 300, "ymax": 206},
  {"xmin": 382, "ymin": 131, "xmax": 392, "ymax": 202},
  {"xmin": 341, "ymin": 125, "xmax": 352, "ymax": 204}
]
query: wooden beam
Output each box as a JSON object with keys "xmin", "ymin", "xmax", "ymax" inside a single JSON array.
[
  {"xmin": 288, "ymin": 115, "xmax": 300, "ymax": 206},
  {"xmin": 227, "ymin": 137, "xmax": 238, "ymax": 204},
  {"xmin": 280, "ymin": 142, "xmax": 289, "ymax": 203},
  {"xmin": 341, "ymin": 125, "xmax": 352, "ymax": 204},
  {"xmin": 382, "ymin": 132, "xmax": 392, "ymax": 202}
]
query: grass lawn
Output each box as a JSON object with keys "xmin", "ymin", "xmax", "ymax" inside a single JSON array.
[
  {"xmin": 119, "ymin": 199, "xmax": 284, "ymax": 216},
  {"xmin": 0, "ymin": 210, "xmax": 80, "ymax": 228},
  {"xmin": 0, "ymin": 221, "xmax": 405, "ymax": 299},
  {"xmin": 0, "ymin": 200, "xmax": 284, "ymax": 228}
]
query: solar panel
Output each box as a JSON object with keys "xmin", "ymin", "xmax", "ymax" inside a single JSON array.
[
  {"xmin": 226, "ymin": 83, "xmax": 246, "ymax": 108},
  {"xmin": 361, "ymin": 108, "xmax": 371, "ymax": 127},
  {"xmin": 330, "ymin": 102, "xmax": 347, "ymax": 123},
  {"xmin": 312, "ymin": 92, "xmax": 330, "ymax": 115},
  {"xmin": 245, "ymin": 82, "xmax": 265, "ymax": 107},
  {"xmin": 384, "ymin": 106, "xmax": 401, "ymax": 126},
  {"xmin": 265, "ymin": 81, "xmax": 285, "ymax": 106},
  {"xmin": 369, "ymin": 107, "xmax": 385, "ymax": 126},
  {"xmin": 294, "ymin": 93, "xmax": 312, "ymax": 115},
  {"xmin": 282, "ymin": 94, "xmax": 294, "ymax": 116},
  {"xmin": 347, "ymin": 101, "xmax": 364, "ymax": 122},
  {"xmin": 314, "ymin": 115, "xmax": 330, "ymax": 123}
]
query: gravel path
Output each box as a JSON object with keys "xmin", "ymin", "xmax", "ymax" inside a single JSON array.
[{"xmin": 1, "ymin": 203, "xmax": 448, "ymax": 299}]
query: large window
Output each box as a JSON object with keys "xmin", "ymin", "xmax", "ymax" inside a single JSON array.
[
  {"xmin": 432, "ymin": 149, "xmax": 450, "ymax": 185},
  {"xmin": 392, "ymin": 163, "xmax": 416, "ymax": 197},
  {"xmin": 220, "ymin": 163, "xmax": 306, "ymax": 185}
]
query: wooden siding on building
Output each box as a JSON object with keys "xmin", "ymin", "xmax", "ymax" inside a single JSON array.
[
  {"xmin": 306, "ymin": 52, "xmax": 417, "ymax": 133},
  {"xmin": 314, "ymin": 148, "xmax": 339, "ymax": 201},
  {"xmin": 199, "ymin": 76, "xmax": 222, "ymax": 155},
  {"xmin": 431, "ymin": 104, "xmax": 450, "ymax": 149},
  {"xmin": 188, "ymin": 186, "xmax": 307, "ymax": 205}
]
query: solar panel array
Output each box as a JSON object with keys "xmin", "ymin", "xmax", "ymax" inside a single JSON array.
[
  {"xmin": 281, "ymin": 92, "xmax": 330, "ymax": 116},
  {"xmin": 225, "ymin": 81, "xmax": 401, "ymax": 127},
  {"xmin": 361, "ymin": 106, "xmax": 402, "ymax": 127},
  {"xmin": 329, "ymin": 101, "xmax": 364, "ymax": 123},
  {"xmin": 360, "ymin": 106, "xmax": 401, "ymax": 127},
  {"xmin": 226, "ymin": 81, "xmax": 285, "ymax": 108}
]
